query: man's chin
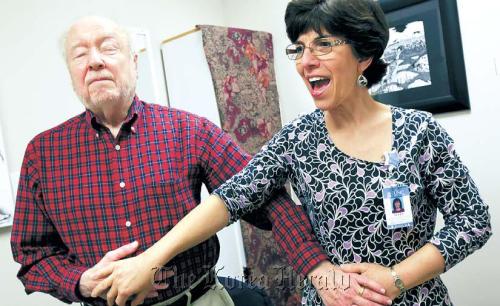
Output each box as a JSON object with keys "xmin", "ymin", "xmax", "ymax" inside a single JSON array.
[
  {"xmin": 87, "ymin": 92, "xmax": 120, "ymax": 105},
  {"xmin": 79, "ymin": 85, "xmax": 135, "ymax": 111}
]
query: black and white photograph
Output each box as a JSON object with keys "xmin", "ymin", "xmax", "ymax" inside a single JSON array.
[
  {"xmin": 371, "ymin": 21, "xmax": 431, "ymax": 95},
  {"xmin": 0, "ymin": 124, "xmax": 14, "ymax": 228}
]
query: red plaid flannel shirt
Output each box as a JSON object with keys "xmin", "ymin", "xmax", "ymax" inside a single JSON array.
[{"xmin": 10, "ymin": 98, "xmax": 328, "ymax": 304}]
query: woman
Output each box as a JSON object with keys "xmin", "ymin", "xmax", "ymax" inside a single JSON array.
[
  {"xmin": 92, "ymin": 0, "xmax": 491, "ymax": 305},
  {"xmin": 392, "ymin": 198, "xmax": 404, "ymax": 213}
]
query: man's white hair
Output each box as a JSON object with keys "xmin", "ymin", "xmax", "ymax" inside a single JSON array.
[{"xmin": 59, "ymin": 16, "xmax": 136, "ymax": 64}]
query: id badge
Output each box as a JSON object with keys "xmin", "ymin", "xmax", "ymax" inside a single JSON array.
[{"xmin": 383, "ymin": 184, "xmax": 413, "ymax": 229}]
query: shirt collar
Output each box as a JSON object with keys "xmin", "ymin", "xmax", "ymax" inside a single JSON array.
[{"xmin": 85, "ymin": 96, "xmax": 143, "ymax": 133}]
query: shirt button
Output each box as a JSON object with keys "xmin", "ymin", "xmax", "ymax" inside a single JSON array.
[
  {"xmin": 115, "ymin": 144, "xmax": 121, "ymax": 151},
  {"xmin": 125, "ymin": 220, "xmax": 131, "ymax": 227},
  {"xmin": 131, "ymin": 126, "xmax": 136, "ymax": 133},
  {"xmin": 95, "ymin": 133, "xmax": 100, "ymax": 138},
  {"xmin": 119, "ymin": 181, "xmax": 126, "ymax": 188}
]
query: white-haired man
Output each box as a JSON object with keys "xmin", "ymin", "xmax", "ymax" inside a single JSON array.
[{"xmin": 10, "ymin": 16, "xmax": 330, "ymax": 306}]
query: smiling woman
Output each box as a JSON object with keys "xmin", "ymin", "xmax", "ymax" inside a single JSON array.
[{"xmin": 91, "ymin": 1, "xmax": 489, "ymax": 306}]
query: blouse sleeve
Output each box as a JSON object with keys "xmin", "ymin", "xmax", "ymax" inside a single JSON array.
[
  {"xmin": 213, "ymin": 124, "xmax": 292, "ymax": 224},
  {"xmin": 421, "ymin": 116, "xmax": 492, "ymax": 271}
]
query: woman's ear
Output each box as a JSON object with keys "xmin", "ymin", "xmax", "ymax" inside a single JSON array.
[{"xmin": 358, "ymin": 57, "xmax": 373, "ymax": 74}]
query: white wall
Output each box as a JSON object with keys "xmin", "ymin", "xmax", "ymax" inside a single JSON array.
[
  {"xmin": 0, "ymin": 1, "xmax": 228, "ymax": 305},
  {"xmin": 222, "ymin": 0, "xmax": 500, "ymax": 305},
  {"xmin": 1, "ymin": 0, "xmax": 499, "ymax": 305}
]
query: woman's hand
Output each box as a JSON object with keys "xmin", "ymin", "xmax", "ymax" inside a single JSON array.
[
  {"xmin": 79, "ymin": 241, "xmax": 139, "ymax": 299},
  {"xmin": 308, "ymin": 261, "xmax": 393, "ymax": 306},
  {"xmin": 91, "ymin": 252, "xmax": 168, "ymax": 306},
  {"xmin": 341, "ymin": 263, "xmax": 400, "ymax": 300}
]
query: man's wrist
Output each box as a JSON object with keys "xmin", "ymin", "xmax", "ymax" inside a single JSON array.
[
  {"xmin": 76, "ymin": 280, "xmax": 90, "ymax": 300},
  {"xmin": 308, "ymin": 261, "xmax": 336, "ymax": 277},
  {"xmin": 307, "ymin": 261, "xmax": 341, "ymax": 290},
  {"xmin": 75, "ymin": 273, "xmax": 97, "ymax": 303},
  {"xmin": 77, "ymin": 272, "xmax": 91, "ymax": 298}
]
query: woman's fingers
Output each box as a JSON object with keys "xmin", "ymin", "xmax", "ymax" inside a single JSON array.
[
  {"xmin": 101, "ymin": 241, "xmax": 139, "ymax": 264},
  {"xmin": 115, "ymin": 288, "xmax": 132, "ymax": 306},
  {"xmin": 350, "ymin": 287, "xmax": 389, "ymax": 306},
  {"xmin": 93, "ymin": 263, "xmax": 115, "ymax": 281},
  {"xmin": 92, "ymin": 274, "xmax": 114, "ymax": 298},
  {"xmin": 355, "ymin": 273, "xmax": 387, "ymax": 294},
  {"xmin": 356, "ymin": 287, "xmax": 392, "ymax": 305},
  {"xmin": 153, "ymin": 282, "xmax": 170, "ymax": 290},
  {"xmin": 146, "ymin": 289, "xmax": 159, "ymax": 298},
  {"xmin": 152, "ymin": 268, "xmax": 174, "ymax": 290},
  {"xmin": 348, "ymin": 273, "xmax": 392, "ymax": 306},
  {"xmin": 105, "ymin": 282, "xmax": 118, "ymax": 306},
  {"xmin": 131, "ymin": 291, "xmax": 149, "ymax": 306}
]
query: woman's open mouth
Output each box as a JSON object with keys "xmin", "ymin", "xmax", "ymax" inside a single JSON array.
[{"xmin": 308, "ymin": 76, "xmax": 331, "ymax": 98}]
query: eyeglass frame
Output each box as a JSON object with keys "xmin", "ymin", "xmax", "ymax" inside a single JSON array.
[{"xmin": 285, "ymin": 36, "xmax": 352, "ymax": 61}]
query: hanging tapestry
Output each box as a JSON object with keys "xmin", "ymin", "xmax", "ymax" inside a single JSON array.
[{"xmin": 199, "ymin": 24, "xmax": 301, "ymax": 306}]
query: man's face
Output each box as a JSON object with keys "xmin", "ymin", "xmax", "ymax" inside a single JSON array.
[{"xmin": 65, "ymin": 17, "xmax": 137, "ymax": 112}]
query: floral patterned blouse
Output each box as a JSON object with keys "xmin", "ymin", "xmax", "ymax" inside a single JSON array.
[{"xmin": 214, "ymin": 107, "xmax": 492, "ymax": 305}]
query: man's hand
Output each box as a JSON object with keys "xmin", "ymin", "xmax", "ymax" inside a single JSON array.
[
  {"xmin": 308, "ymin": 261, "xmax": 393, "ymax": 306},
  {"xmin": 341, "ymin": 262, "xmax": 400, "ymax": 300}
]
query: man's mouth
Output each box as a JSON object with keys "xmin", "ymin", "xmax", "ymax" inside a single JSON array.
[
  {"xmin": 308, "ymin": 76, "xmax": 331, "ymax": 97},
  {"xmin": 89, "ymin": 77, "xmax": 113, "ymax": 85}
]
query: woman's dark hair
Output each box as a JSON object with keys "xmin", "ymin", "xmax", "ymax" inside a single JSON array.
[
  {"xmin": 392, "ymin": 198, "xmax": 402, "ymax": 211},
  {"xmin": 285, "ymin": 0, "xmax": 389, "ymax": 88}
]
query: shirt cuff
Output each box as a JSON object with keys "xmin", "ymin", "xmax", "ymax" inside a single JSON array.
[
  {"xmin": 64, "ymin": 265, "xmax": 89, "ymax": 302},
  {"xmin": 290, "ymin": 242, "xmax": 330, "ymax": 277}
]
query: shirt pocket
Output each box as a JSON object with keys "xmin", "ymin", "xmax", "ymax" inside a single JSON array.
[{"xmin": 143, "ymin": 179, "xmax": 198, "ymax": 228}]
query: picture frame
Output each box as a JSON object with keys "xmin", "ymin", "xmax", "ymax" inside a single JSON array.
[
  {"xmin": 0, "ymin": 121, "xmax": 14, "ymax": 228},
  {"xmin": 372, "ymin": 0, "xmax": 469, "ymax": 113}
]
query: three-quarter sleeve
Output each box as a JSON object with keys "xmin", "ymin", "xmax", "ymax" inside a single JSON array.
[
  {"xmin": 421, "ymin": 117, "xmax": 492, "ymax": 271},
  {"xmin": 205, "ymin": 117, "xmax": 329, "ymax": 275},
  {"xmin": 195, "ymin": 115, "xmax": 271, "ymax": 230},
  {"xmin": 213, "ymin": 124, "xmax": 292, "ymax": 224}
]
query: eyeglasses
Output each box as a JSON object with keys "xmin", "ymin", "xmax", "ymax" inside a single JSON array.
[{"xmin": 285, "ymin": 37, "xmax": 351, "ymax": 60}]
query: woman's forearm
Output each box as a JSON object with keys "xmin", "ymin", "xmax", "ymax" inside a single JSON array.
[
  {"xmin": 143, "ymin": 194, "xmax": 230, "ymax": 267},
  {"xmin": 393, "ymin": 243, "xmax": 445, "ymax": 291}
]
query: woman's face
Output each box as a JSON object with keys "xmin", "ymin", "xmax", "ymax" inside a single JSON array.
[{"xmin": 295, "ymin": 30, "xmax": 365, "ymax": 111}]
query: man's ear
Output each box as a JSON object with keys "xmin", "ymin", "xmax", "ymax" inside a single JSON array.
[{"xmin": 133, "ymin": 53, "xmax": 139, "ymax": 79}]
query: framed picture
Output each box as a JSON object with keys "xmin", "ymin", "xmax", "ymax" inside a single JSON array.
[
  {"xmin": 372, "ymin": 0, "xmax": 469, "ymax": 113},
  {"xmin": 0, "ymin": 121, "xmax": 14, "ymax": 228}
]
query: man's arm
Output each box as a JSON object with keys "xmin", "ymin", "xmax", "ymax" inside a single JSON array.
[
  {"xmin": 264, "ymin": 190, "xmax": 329, "ymax": 275},
  {"xmin": 10, "ymin": 141, "xmax": 147, "ymax": 304},
  {"xmin": 10, "ymin": 141, "xmax": 87, "ymax": 303}
]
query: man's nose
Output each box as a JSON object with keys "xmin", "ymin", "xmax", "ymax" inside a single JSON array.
[{"xmin": 88, "ymin": 49, "xmax": 105, "ymax": 70}]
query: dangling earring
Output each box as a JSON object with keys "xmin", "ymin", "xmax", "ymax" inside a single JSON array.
[{"xmin": 357, "ymin": 74, "xmax": 368, "ymax": 87}]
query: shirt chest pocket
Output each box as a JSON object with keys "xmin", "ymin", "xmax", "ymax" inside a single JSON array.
[{"xmin": 142, "ymin": 179, "xmax": 198, "ymax": 228}]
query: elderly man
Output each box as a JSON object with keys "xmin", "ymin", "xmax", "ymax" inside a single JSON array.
[{"xmin": 10, "ymin": 16, "xmax": 334, "ymax": 306}]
